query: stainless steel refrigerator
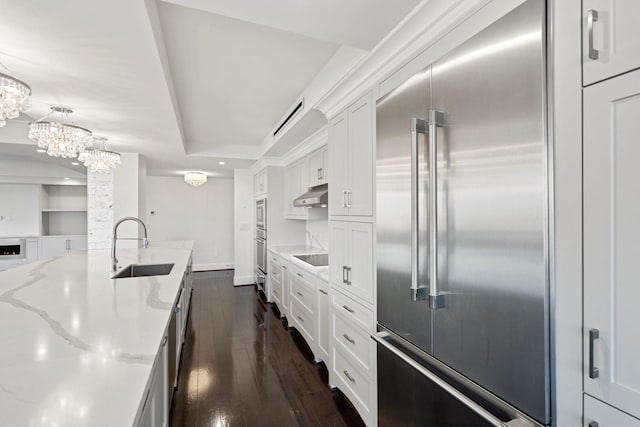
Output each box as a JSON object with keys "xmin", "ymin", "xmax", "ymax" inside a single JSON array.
[{"xmin": 374, "ymin": 1, "xmax": 550, "ymax": 426}]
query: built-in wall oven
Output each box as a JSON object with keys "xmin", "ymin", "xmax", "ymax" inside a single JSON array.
[
  {"xmin": 256, "ymin": 198, "xmax": 266, "ymax": 229},
  {"xmin": 255, "ymin": 198, "xmax": 267, "ymax": 295}
]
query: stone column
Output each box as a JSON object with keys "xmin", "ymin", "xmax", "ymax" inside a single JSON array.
[{"xmin": 87, "ymin": 171, "xmax": 114, "ymax": 249}]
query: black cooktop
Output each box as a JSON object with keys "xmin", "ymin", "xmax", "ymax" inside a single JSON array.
[{"xmin": 293, "ymin": 253, "xmax": 328, "ymax": 267}]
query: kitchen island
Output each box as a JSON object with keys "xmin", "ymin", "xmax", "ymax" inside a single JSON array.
[{"xmin": 0, "ymin": 240, "xmax": 194, "ymax": 427}]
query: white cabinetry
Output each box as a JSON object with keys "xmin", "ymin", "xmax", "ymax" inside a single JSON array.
[
  {"xmin": 584, "ymin": 394, "xmax": 640, "ymax": 427},
  {"xmin": 289, "ymin": 264, "xmax": 317, "ymax": 347},
  {"xmin": 307, "ymin": 146, "xmax": 328, "ymax": 187},
  {"xmin": 329, "ymin": 92, "xmax": 374, "ymax": 217},
  {"xmin": 317, "ymin": 278, "xmax": 330, "ymax": 362},
  {"xmin": 583, "ymin": 67, "xmax": 640, "ymax": 420},
  {"xmin": 25, "ymin": 237, "xmax": 38, "ymax": 264},
  {"xmin": 40, "ymin": 235, "xmax": 87, "ymax": 259},
  {"xmin": 41, "ymin": 185, "xmax": 87, "ymax": 237},
  {"xmin": 254, "ymin": 169, "xmax": 267, "ymax": 197},
  {"xmin": 137, "ymin": 334, "xmax": 168, "ymax": 427},
  {"xmin": 583, "ymin": 0, "xmax": 640, "ymax": 85},
  {"xmin": 329, "ymin": 221, "xmax": 374, "ymax": 305},
  {"xmin": 284, "ymin": 161, "xmax": 308, "ymax": 218}
]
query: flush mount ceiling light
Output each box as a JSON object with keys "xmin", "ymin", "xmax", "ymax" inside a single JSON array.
[
  {"xmin": 78, "ymin": 136, "xmax": 121, "ymax": 173},
  {"xmin": 184, "ymin": 172, "xmax": 207, "ymax": 187},
  {"xmin": 28, "ymin": 105, "xmax": 92, "ymax": 158},
  {"xmin": 0, "ymin": 62, "xmax": 32, "ymax": 128}
]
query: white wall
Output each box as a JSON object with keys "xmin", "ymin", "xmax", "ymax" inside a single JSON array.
[
  {"xmin": 0, "ymin": 184, "xmax": 40, "ymax": 237},
  {"xmin": 113, "ymin": 153, "xmax": 143, "ymax": 246},
  {"xmin": 233, "ymin": 169, "xmax": 254, "ymax": 285},
  {"xmin": 146, "ymin": 176, "xmax": 234, "ymax": 271}
]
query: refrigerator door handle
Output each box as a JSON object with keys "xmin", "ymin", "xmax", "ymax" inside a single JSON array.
[
  {"xmin": 410, "ymin": 117, "xmax": 429, "ymax": 301},
  {"xmin": 373, "ymin": 331, "xmax": 536, "ymax": 427},
  {"xmin": 428, "ymin": 110, "xmax": 446, "ymax": 309}
]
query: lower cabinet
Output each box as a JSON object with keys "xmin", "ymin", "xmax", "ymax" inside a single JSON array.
[
  {"xmin": 316, "ymin": 280, "xmax": 330, "ymax": 362},
  {"xmin": 584, "ymin": 394, "xmax": 640, "ymax": 427},
  {"xmin": 40, "ymin": 235, "xmax": 87, "ymax": 259},
  {"xmin": 332, "ymin": 343, "xmax": 376, "ymax": 426},
  {"xmin": 137, "ymin": 333, "xmax": 169, "ymax": 427}
]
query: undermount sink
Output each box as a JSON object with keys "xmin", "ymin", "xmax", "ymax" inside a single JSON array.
[{"xmin": 112, "ymin": 263, "xmax": 174, "ymax": 279}]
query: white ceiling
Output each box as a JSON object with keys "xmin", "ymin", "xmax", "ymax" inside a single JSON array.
[{"xmin": 0, "ymin": 0, "xmax": 421, "ymax": 178}]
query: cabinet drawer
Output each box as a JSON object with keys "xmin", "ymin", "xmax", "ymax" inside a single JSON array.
[
  {"xmin": 333, "ymin": 344, "xmax": 375, "ymax": 419},
  {"xmin": 333, "ymin": 309, "xmax": 374, "ymax": 378},
  {"xmin": 584, "ymin": 394, "xmax": 640, "ymax": 426},
  {"xmin": 290, "ymin": 270, "xmax": 315, "ymax": 312},
  {"xmin": 271, "ymin": 276, "xmax": 282, "ymax": 306},
  {"xmin": 331, "ymin": 290, "xmax": 374, "ymax": 333},
  {"xmin": 291, "ymin": 297, "xmax": 315, "ymax": 345},
  {"xmin": 270, "ymin": 261, "xmax": 282, "ymax": 280}
]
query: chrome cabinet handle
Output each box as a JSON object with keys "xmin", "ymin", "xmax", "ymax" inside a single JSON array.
[
  {"xmin": 342, "ymin": 190, "xmax": 347, "ymax": 208},
  {"xmin": 343, "ymin": 370, "xmax": 356, "ymax": 383},
  {"xmin": 342, "ymin": 333, "xmax": 355, "ymax": 344},
  {"xmin": 342, "ymin": 305, "xmax": 355, "ymax": 314},
  {"xmin": 347, "ymin": 190, "xmax": 352, "ymax": 208},
  {"xmin": 297, "ymin": 272, "xmax": 303, "ymax": 278},
  {"xmin": 410, "ymin": 118, "xmax": 428, "ymax": 302},
  {"xmin": 296, "ymin": 291, "xmax": 304, "ymax": 298},
  {"xmin": 297, "ymin": 315, "xmax": 304, "ymax": 323},
  {"xmin": 319, "ymin": 289, "xmax": 328, "ymax": 295},
  {"xmin": 587, "ymin": 9, "xmax": 599, "ymax": 60},
  {"xmin": 346, "ymin": 266, "xmax": 352, "ymax": 286},
  {"xmin": 342, "ymin": 266, "xmax": 348, "ymax": 283},
  {"xmin": 427, "ymin": 110, "xmax": 445, "ymax": 309},
  {"xmin": 282, "ymin": 266, "xmax": 287, "ymax": 270},
  {"xmin": 589, "ymin": 328, "xmax": 600, "ymax": 379}
]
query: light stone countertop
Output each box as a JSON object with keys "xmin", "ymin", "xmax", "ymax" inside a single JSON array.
[
  {"xmin": 0, "ymin": 240, "xmax": 194, "ymax": 427},
  {"xmin": 268, "ymin": 245, "xmax": 329, "ymax": 282}
]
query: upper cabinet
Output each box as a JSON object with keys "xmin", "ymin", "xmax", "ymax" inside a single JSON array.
[
  {"xmin": 329, "ymin": 92, "xmax": 374, "ymax": 217},
  {"xmin": 583, "ymin": 0, "xmax": 640, "ymax": 85},
  {"xmin": 254, "ymin": 169, "xmax": 267, "ymax": 197},
  {"xmin": 284, "ymin": 158, "xmax": 309, "ymax": 219},
  {"xmin": 307, "ymin": 146, "xmax": 328, "ymax": 187}
]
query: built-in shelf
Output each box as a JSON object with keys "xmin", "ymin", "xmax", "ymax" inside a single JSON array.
[{"xmin": 40, "ymin": 184, "xmax": 88, "ymax": 237}]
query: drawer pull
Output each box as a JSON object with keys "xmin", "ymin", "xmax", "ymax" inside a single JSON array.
[
  {"xmin": 297, "ymin": 315, "xmax": 304, "ymax": 323},
  {"xmin": 296, "ymin": 291, "xmax": 304, "ymax": 298},
  {"xmin": 297, "ymin": 272, "xmax": 303, "ymax": 278},
  {"xmin": 282, "ymin": 266, "xmax": 287, "ymax": 270},
  {"xmin": 342, "ymin": 333, "xmax": 355, "ymax": 345},
  {"xmin": 319, "ymin": 289, "xmax": 328, "ymax": 295},
  {"xmin": 342, "ymin": 305, "xmax": 355, "ymax": 314},
  {"xmin": 272, "ymin": 257, "xmax": 277, "ymax": 261},
  {"xmin": 343, "ymin": 370, "xmax": 356, "ymax": 383}
]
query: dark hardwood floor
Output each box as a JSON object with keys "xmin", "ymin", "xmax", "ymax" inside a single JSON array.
[{"xmin": 169, "ymin": 270, "xmax": 366, "ymax": 427}]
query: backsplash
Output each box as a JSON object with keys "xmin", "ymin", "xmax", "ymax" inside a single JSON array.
[{"xmin": 305, "ymin": 210, "xmax": 328, "ymax": 251}]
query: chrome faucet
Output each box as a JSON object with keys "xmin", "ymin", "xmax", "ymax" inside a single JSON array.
[{"xmin": 112, "ymin": 217, "xmax": 149, "ymax": 271}]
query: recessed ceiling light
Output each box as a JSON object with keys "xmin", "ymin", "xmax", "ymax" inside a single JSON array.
[
  {"xmin": 64, "ymin": 177, "xmax": 70, "ymax": 180},
  {"xmin": 218, "ymin": 161, "xmax": 225, "ymax": 165},
  {"xmin": 72, "ymin": 162, "xmax": 79, "ymax": 166},
  {"xmin": 37, "ymin": 149, "xmax": 46, "ymax": 153}
]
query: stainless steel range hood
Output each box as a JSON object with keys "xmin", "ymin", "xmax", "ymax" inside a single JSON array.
[{"xmin": 293, "ymin": 184, "xmax": 328, "ymax": 208}]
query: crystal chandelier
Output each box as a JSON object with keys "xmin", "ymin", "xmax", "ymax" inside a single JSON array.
[
  {"xmin": 28, "ymin": 105, "xmax": 92, "ymax": 158},
  {"xmin": 0, "ymin": 70, "xmax": 31, "ymax": 128},
  {"xmin": 184, "ymin": 172, "xmax": 207, "ymax": 187},
  {"xmin": 78, "ymin": 136, "xmax": 121, "ymax": 173}
]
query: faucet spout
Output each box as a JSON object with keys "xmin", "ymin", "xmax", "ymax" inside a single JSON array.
[{"xmin": 112, "ymin": 217, "xmax": 149, "ymax": 271}]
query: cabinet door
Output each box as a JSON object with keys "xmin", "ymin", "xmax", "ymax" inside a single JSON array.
[
  {"xmin": 329, "ymin": 110, "xmax": 349, "ymax": 216},
  {"xmin": 25, "ymin": 238, "xmax": 38, "ymax": 263},
  {"xmin": 347, "ymin": 92, "xmax": 374, "ymax": 216},
  {"xmin": 584, "ymin": 394, "xmax": 640, "ymax": 427},
  {"xmin": 347, "ymin": 222, "xmax": 374, "ymax": 304},
  {"xmin": 40, "ymin": 237, "xmax": 67, "ymax": 259},
  {"xmin": 584, "ymin": 68, "xmax": 640, "ymax": 419},
  {"xmin": 281, "ymin": 263, "xmax": 290, "ymax": 318},
  {"xmin": 329, "ymin": 221, "xmax": 349, "ymax": 288},
  {"xmin": 583, "ymin": 0, "xmax": 640, "ymax": 86},
  {"xmin": 321, "ymin": 146, "xmax": 328, "ymax": 184},
  {"xmin": 296, "ymin": 158, "xmax": 308, "ymax": 216},
  {"xmin": 69, "ymin": 236, "xmax": 87, "ymax": 250},
  {"xmin": 308, "ymin": 149, "xmax": 323, "ymax": 187},
  {"xmin": 284, "ymin": 163, "xmax": 298, "ymax": 216},
  {"xmin": 317, "ymin": 285, "xmax": 330, "ymax": 361}
]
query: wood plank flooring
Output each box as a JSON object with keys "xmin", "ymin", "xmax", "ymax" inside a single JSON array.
[{"xmin": 169, "ymin": 270, "xmax": 366, "ymax": 427}]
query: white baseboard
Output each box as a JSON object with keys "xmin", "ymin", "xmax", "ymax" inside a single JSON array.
[
  {"xmin": 234, "ymin": 274, "xmax": 255, "ymax": 287},
  {"xmin": 193, "ymin": 262, "xmax": 233, "ymax": 272}
]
